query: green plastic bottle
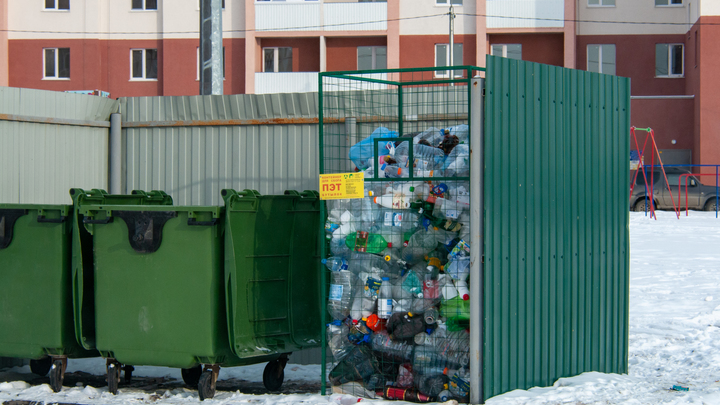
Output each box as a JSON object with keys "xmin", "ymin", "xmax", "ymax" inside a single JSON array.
[{"xmin": 345, "ymin": 231, "xmax": 390, "ymax": 254}]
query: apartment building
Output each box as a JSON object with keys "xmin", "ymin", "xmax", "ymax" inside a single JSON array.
[{"xmin": 0, "ymin": 0, "xmax": 718, "ymax": 165}]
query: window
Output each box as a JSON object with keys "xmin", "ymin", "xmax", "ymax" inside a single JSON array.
[
  {"xmin": 435, "ymin": 43, "xmax": 463, "ymax": 78},
  {"xmin": 45, "ymin": 0, "xmax": 69, "ymax": 10},
  {"xmin": 588, "ymin": 0, "xmax": 615, "ymax": 6},
  {"xmin": 263, "ymin": 47, "xmax": 292, "ymax": 72},
  {"xmin": 587, "ymin": 44, "xmax": 616, "ymax": 75},
  {"xmin": 131, "ymin": 49, "xmax": 158, "ymax": 80},
  {"xmin": 132, "ymin": 0, "xmax": 157, "ymax": 10},
  {"xmin": 655, "ymin": 44, "xmax": 683, "ymax": 77},
  {"xmin": 197, "ymin": 47, "xmax": 226, "ymax": 80},
  {"xmin": 436, "ymin": 0, "xmax": 462, "ymax": 4},
  {"xmin": 655, "ymin": 0, "xmax": 682, "ymax": 6},
  {"xmin": 44, "ymin": 48, "xmax": 70, "ymax": 79},
  {"xmin": 357, "ymin": 46, "xmax": 387, "ymax": 70},
  {"xmin": 491, "ymin": 44, "xmax": 522, "ymax": 60}
]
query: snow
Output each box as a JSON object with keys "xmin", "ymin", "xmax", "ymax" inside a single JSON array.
[{"xmin": 2, "ymin": 211, "xmax": 720, "ymax": 404}]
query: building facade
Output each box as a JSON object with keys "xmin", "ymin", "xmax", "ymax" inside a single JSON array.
[{"xmin": 0, "ymin": 0, "xmax": 718, "ymax": 166}]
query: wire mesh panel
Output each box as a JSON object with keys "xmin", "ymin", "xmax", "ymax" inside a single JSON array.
[{"xmin": 319, "ymin": 67, "xmax": 482, "ymax": 403}]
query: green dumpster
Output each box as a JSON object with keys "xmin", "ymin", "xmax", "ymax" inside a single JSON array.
[
  {"xmin": 222, "ymin": 189, "xmax": 322, "ymax": 391},
  {"xmin": 0, "ymin": 204, "xmax": 97, "ymax": 392},
  {"xmin": 72, "ymin": 188, "xmax": 321, "ymax": 400}
]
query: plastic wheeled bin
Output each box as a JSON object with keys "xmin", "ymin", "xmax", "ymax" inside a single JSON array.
[
  {"xmin": 222, "ymin": 189, "xmax": 322, "ymax": 392},
  {"xmin": 0, "ymin": 204, "xmax": 97, "ymax": 392}
]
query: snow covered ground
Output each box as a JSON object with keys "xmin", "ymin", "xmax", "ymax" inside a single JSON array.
[{"xmin": 2, "ymin": 210, "xmax": 720, "ymax": 405}]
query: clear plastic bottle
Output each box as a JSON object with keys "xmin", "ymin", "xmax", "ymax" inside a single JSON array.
[
  {"xmin": 448, "ymin": 367, "xmax": 471, "ymax": 398},
  {"xmin": 328, "ymin": 270, "xmax": 356, "ymax": 320},
  {"xmin": 401, "ymin": 270, "xmax": 424, "ymax": 298},
  {"xmin": 322, "ymin": 257, "xmax": 349, "ymax": 272},
  {"xmin": 373, "ymin": 192, "xmax": 411, "ymax": 209},
  {"xmin": 378, "ymin": 276, "xmax": 393, "ymax": 319},
  {"xmin": 393, "ymin": 142, "xmax": 446, "ymax": 169},
  {"xmin": 443, "ymin": 144, "xmax": 470, "ymax": 178},
  {"xmin": 327, "ymin": 322, "xmax": 353, "ymax": 361},
  {"xmin": 413, "ymin": 127, "xmax": 443, "ymax": 147},
  {"xmin": 415, "ymin": 373, "xmax": 449, "ymax": 397},
  {"xmin": 371, "ymin": 331, "xmax": 414, "ymax": 361}
]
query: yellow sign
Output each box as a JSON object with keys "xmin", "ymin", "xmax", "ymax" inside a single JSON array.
[{"xmin": 319, "ymin": 172, "xmax": 365, "ymax": 200}]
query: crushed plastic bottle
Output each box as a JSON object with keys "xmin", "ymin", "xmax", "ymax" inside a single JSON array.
[
  {"xmin": 371, "ymin": 331, "xmax": 413, "ymax": 361},
  {"xmin": 323, "ymin": 257, "xmax": 350, "ymax": 272}
]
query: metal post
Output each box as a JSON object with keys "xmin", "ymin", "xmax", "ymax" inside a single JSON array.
[
  {"xmin": 199, "ymin": 0, "xmax": 223, "ymax": 95},
  {"xmin": 469, "ymin": 77, "xmax": 484, "ymax": 404},
  {"xmin": 448, "ymin": 4, "xmax": 455, "ymax": 81},
  {"xmin": 109, "ymin": 113, "xmax": 124, "ymax": 194}
]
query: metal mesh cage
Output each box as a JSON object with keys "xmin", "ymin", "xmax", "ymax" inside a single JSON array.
[{"xmin": 319, "ymin": 67, "xmax": 482, "ymax": 403}]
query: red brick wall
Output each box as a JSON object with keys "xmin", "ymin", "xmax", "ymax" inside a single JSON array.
[
  {"xmin": 489, "ymin": 33, "xmax": 564, "ymax": 67},
  {"xmin": 326, "ymin": 37, "xmax": 387, "ymax": 72}
]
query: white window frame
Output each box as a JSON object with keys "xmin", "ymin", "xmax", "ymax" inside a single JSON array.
[
  {"xmin": 43, "ymin": 48, "xmax": 70, "ymax": 80},
  {"xmin": 586, "ymin": 44, "xmax": 616, "ymax": 75},
  {"xmin": 587, "ymin": 0, "xmax": 615, "ymax": 7},
  {"xmin": 44, "ymin": 0, "xmax": 70, "ymax": 11},
  {"xmin": 262, "ymin": 47, "xmax": 293, "ymax": 73},
  {"xmin": 131, "ymin": 0, "xmax": 157, "ymax": 11},
  {"xmin": 357, "ymin": 46, "xmax": 387, "ymax": 70},
  {"xmin": 655, "ymin": 43, "xmax": 684, "ymax": 78},
  {"xmin": 255, "ymin": 0, "xmax": 319, "ymax": 3},
  {"xmin": 435, "ymin": 0, "xmax": 462, "ymax": 5},
  {"xmin": 196, "ymin": 47, "xmax": 226, "ymax": 80},
  {"xmin": 434, "ymin": 43, "xmax": 463, "ymax": 78},
  {"xmin": 130, "ymin": 49, "xmax": 158, "ymax": 81},
  {"xmin": 655, "ymin": 0, "xmax": 683, "ymax": 6},
  {"xmin": 491, "ymin": 44, "xmax": 522, "ymax": 60}
]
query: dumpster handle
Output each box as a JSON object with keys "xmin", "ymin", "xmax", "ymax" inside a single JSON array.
[
  {"xmin": 37, "ymin": 215, "xmax": 67, "ymax": 223},
  {"xmin": 188, "ymin": 218, "xmax": 218, "ymax": 226},
  {"xmin": 83, "ymin": 217, "xmax": 114, "ymax": 224}
]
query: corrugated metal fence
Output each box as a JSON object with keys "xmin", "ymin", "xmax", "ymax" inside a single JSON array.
[
  {"xmin": 119, "ymin": 93, "xmax": 320, "ymax": 206},
  {"xmin": 0, "ymin": 87, "xmax": 118, "ymax": 204},
  {"xmin": 483, "ymin": 56, "xmax": 630, "ymax": 399}
]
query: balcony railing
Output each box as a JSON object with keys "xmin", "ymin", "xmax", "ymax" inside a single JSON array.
[
  {"xmin": 255, "ymin": 2, "xmax": 387, "ymax": 32},
  {"xmin": 255, "ymin": 72, "xmax": 389, "ymax": 94},
  {"xmin": 486, "ymin": 0, "xmax": 564, "ymax": 29}
]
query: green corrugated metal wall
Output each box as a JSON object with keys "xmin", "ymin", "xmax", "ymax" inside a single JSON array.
[{"xmin": 483, "ymin": 56, "xmax": 630, "ymax": 400}]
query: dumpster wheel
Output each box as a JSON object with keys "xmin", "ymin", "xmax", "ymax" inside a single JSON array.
[
  {"xmin": 182, "ymin": 365, "xmax": 202, "ymax": 387},
  {"xmin": 30, "ymin": 356, "xmax": 52, "ymax": 376},
  {"xmin": 262, "ymin": 354, "xmax": 289, "ymax": 392},
  {"xmin": 107, "ymin": 360, "xmax": 121, "ymax": 395},
  {"xmin": 48, "ymin": 357, "xmax": 67, "ymax": 393},
  {"xmin": 198, "ymin": 365, "xmax": 219, "ymax": 401}
]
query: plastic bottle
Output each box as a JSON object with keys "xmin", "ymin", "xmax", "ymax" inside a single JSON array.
[
  {"xmin": 415, "ymin": 373, "xmax": 449, "ymax": 397},
  {"xmin": 349, "ymin": 126, "xmax": 397, "ymax": 170},
  {"xmin": 322, "ymin": 257, "xmax": 349, "ymax": 272},
  {"xmin": 439, "ymin": 274, "xmax": 459, "ymax": 300},
  {"xmin": 328, "ymin": 270, "xmax": 355, "ymax": 320},
  {"xmin": 455, "ymin": 278, "xmax": 470, "ymax": 301},
  {"xmin": 345, "ymin": 231, "xmax": 390, "ymax": 254},
  {"xmin": 445, "ymin": 257, "xmax": 470, "ymax": 280},
  {"xmin": 373, "ymin": 192, "xmax": 411, "ymax": 209},
  {"xmin": 371, "ymin": 331, "xmax": 413, "ymax": 361},
  {"xmin": 423, "ymin": 308, "xmax": 439, "ymax": 325},
  {"xmin": 396, "ymin": 363, "xmax": 414, "ymax": 388},
  {"xmin": 448, "ymin": 368, "xmax": 471, "ymax": 398},
  {"xmin": 413, "ymin": 127, "xmax": 443, "ymax": 147},
  {"xmin": 437, "ymin": 390, "xmax": 452, "ymax": 402},
  {"xmin": 377, "ymin": 387, "xmax": 431, "ymax": 403},
  {"xmin": 443, "ymin": 124, "xmax": 469, "ymax": 144},
  {"xmin": 384, "ymin": 165, "xmax": 438, "ymax": 179},
  {"xmin": 350, "ymin": 292, "xmax": 376, "ymax": 320},
  {"xmin": 365, "ymin": 313, "xmax": 386, "ymax": 332},
  {"xmin": 347, "ymin": 252, "xmax": 388, "ymax": 276},
  {"xmin": 378, "ymin": 276, "xmax": 393, "ymax": 319},
  {"xmin": 327, "ymin": 322, "xmax": 353, "ymax": 361},
  {"xmin": 432, "ymin": 196, "xmax": 470, "ymax": 220},
  {"xmin": 393, "ymin": 142, "xmax": 446, "ymax": 169},
  {"xmin": 401, "ymin": 270, "xmax": 424, "ymax": 298}
]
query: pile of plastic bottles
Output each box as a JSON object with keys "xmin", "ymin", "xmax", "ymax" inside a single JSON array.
[{"xmin": 325, "ymin": 125, "xmax": 472, "ymax": 403}]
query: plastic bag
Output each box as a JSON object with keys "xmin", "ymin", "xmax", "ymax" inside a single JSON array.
[{"xmin": 349, "ymin": 127, "xmax": 398, "ymax": 170}]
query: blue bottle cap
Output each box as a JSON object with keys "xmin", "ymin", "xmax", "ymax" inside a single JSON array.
[
  {"xmin": 382, "ymin": 277, "xmax": 389, "ymax": 281},
  {"xmin": 321, "ymin": 259, "xmax": 328, "ymax": 264}
]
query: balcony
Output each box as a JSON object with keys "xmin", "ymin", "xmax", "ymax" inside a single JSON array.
[
  {"xmin": 486, "ymin": 0, "xmax": 564, "ymax": 29},
  {"xmin": 255, "ymin": 72, "xmax": 389, "ymax": 94},
  {"xmin": 255, "ymin": 2, "xmax": 387, "ymax": 32}
]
